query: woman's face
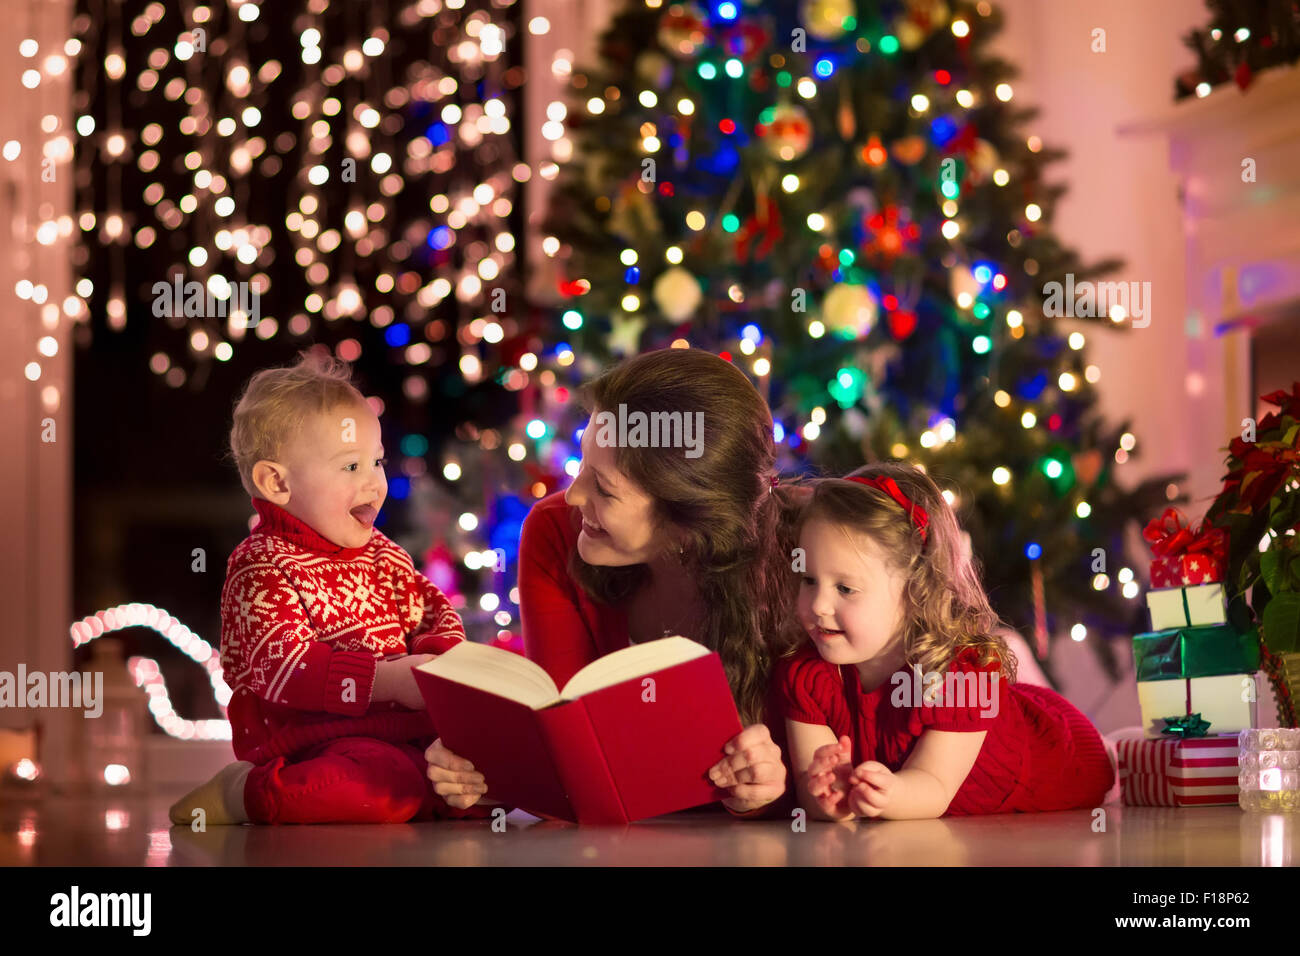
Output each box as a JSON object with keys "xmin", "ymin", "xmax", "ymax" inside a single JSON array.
[{"xmin": 564, "ymin": 412, "xmax": 672, "ymax": 566}]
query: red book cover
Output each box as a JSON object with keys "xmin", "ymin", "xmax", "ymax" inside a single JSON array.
[{"xmin": 414, "ymin": 638, "xmax": 742, "ymax": 824}]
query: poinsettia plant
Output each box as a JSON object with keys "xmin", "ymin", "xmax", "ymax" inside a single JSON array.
[{"xmin": 1204, "ymin": 381, "xmax": 1300, "ymax": 657}]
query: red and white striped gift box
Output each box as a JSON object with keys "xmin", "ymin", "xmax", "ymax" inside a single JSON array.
[{"xmin": 1114, "ymin": 731, "xmax": 1239, "ymax": 807}]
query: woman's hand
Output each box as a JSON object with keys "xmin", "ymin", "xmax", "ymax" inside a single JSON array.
[
  {"xmin": 847, "ymin": 760, "xmax": 897, "ymax": 818},
  {"xmin": 803, "ymin": 735, "xmax": 856, "ymax": 821},
  {"xmin": 707, "ymin": 723, "xmax": 787, "ymax": 814},
  {"xmin": 425, "ymin": 737, "xmax": 490, "ymax": 809}
]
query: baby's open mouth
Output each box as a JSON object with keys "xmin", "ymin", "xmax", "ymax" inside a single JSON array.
[{"xmin": 350, "ymin": 504, "xmax": 378, "ymax": 527}]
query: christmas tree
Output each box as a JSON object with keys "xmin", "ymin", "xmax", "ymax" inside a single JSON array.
[
  {"xmin": 1175, "ymin": 0, "xmax": 1300, "ymax": 99},
  {"xmin": 536, "ymin": 0, "xmax": 1181, "ymax": 680}
]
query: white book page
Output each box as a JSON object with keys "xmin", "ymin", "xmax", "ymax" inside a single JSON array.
[
  {"xmin": 417, "ymin": 642, "xmax": 562, "ymax": 710},
  {"xmin": 559, "ymin": 635, "xmax": 711, "ymax": 700}
]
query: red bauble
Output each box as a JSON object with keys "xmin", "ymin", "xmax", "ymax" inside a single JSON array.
[
  {"xmin": 1235, "ymin": 60, "xmax": 1253, "ymax": 91},
  {"xmin": 888, "ymin": 309, "xmax": 917, "ymax": 340}
]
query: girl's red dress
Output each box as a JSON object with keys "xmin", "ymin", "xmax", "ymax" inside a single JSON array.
[{"xmin": 774, "ymin": 643, "xmax": 1115, "ymax": 814}]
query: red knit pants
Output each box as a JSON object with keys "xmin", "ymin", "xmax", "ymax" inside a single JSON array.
[{"xmin": 243, "ymin": 736, "xmax": 498, "ymax": 825}]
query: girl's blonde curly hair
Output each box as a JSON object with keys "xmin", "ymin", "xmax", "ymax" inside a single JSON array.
[
  {"xmin": 227, "ymin": 348, "xmax": 368, "ymax": 497},
  {"xmin": 774, "ymin": 461, "xmax": 1017, "ymax": 684}
]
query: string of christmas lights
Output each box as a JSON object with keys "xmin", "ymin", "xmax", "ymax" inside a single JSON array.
[{"xmin": 70, "ymin": 602, "xmax": 232, "ymax": 740}]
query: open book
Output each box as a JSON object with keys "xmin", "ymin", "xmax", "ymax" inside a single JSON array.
[{"xmin": 414, "ymin": 636, "xmax": 743, "ymax": 825}]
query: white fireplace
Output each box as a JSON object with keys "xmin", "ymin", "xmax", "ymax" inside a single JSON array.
[{"xmin": 1122, "ymin": 65, "xmax": 1300, "ymax": 475}]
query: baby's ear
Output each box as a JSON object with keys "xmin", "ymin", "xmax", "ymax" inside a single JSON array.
[{"xmin": 252, "ymin": 459, "xmax": 290, "ymax": 501}]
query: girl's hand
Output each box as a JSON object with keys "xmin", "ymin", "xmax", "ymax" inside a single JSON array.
[
  {"xmin": 803, "ymin": 735, "xmax": 855, "ymax": 820},
  {"xmin": 847, "ymin": 760, "xmax": 897, "ymax": 818},
  {"xmin": 425, "ymin": 737, "xmax": 490, "ymax": 809},
  {"xmin": 707, "ymin": 723, "xmax": 788, "ymax": 813}
]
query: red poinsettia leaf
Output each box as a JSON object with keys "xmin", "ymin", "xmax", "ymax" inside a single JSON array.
[{"xmin": 1228, "ymin": 436, "xmax": 1254, "ymax": 459}]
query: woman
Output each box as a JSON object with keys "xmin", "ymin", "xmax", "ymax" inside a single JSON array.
[{"xmin": 426, "ymin": 347, "xmax": 807, "ymax": 817}]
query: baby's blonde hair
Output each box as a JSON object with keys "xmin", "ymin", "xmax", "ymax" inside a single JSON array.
[{"xmin": 228, "ymin": 348, "xmax": 368, "ymax": 497}]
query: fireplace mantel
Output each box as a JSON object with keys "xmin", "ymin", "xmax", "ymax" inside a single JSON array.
[{"xmin": 1119, "ymin": 65, "xmax": 1300, "ymax": 496}]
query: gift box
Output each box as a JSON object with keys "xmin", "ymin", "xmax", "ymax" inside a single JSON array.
[
  {"xmin": 1150, "ymin": 554, "xmax": 1224, "ymax": 588},
  {"xmin": 1146, "ymin": 583, "xmax": 1227, "ymax": 631},
  {"xmin": 1237, "ymin": 728, "xmax": 1300, "ymax": 813},
  {"xmin": 1142, "ymin": 507, "xmax": 1227, "ymax": 587},
  {"xmin": 1137, "ymin": 675, "xmax": 1258, "ymax": 739},
  {"xmin": 1114, "ymin": 730, "xmax": 1240, "ymax": 806},
  {"xmin": 1132, "ymin": 624, "xmax": 1259, "ymax": 683},
  {"xmin": 1133, "ymin": 624, "xmax": 1261, "ymax": 737}
]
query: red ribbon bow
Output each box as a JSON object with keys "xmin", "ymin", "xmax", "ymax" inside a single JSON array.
[
  {"xmin": 1141, "ymin": 507, "xmax": 1227, "ymax": 563},
  {"xmin": 844, "ymin": 475, "xmax": 930, "ymax": 543},
  {"xmin": 734, "ymin": 198, "xmax": 783, "ymax": 262}
]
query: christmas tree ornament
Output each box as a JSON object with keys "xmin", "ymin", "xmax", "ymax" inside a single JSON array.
[
  {"xmin": 837, "ymin": 84, "xmax": 856, "ymax": 139},
  {"xmin": 1072, "ymin": 448, "xmax": 1103, "ymax": 487},
  {"xmin": 608, "ymin": 180, "xmax": 661, "ymax": 239},
  {"xmin": 800, "ymin": 0, "xmax": 855, "ymax": 41},
  {"xmin": 966, "ymin": 138, "xmax": 999, "ymax": 184},
  {"xmin": 821, "ymin": 283, "xmax": 877, "ymax": 338},
  {"xmin": 722, "ymin": 22, "xmax": 770, "ymax": 62},
  {"xmin": 608, "ymin": 312, "xmax": 648, "ymax": 355},
  {"xmin": 862, "ymin": 204, "xmax": 919, "ymax": 265},
  {"xmin": 636, "ymin": 51, "xmax": 673, "ymax": 88},
  {"xmin": 842, "ymin": 406, "xmax": 869, "ymax": 437},
  {"xmin": 896, "ymin": 0, "xmax": 950, "ymax": 50},
  {"xmin": 859, "ymin": 133, "xmax": 888, "ymax": 167},
  {"xmin": 845, "ymin": 186, "xmax": 878, "ymax": 216},
  {"xmin": 735, "ymin": 200, "xmax": 784, "ymax": 262},
  {"xmin": 756, "ymin": 104, "xmax": 813, "ymax": 161},
  {"xmin": 658, "ymin": 3, "xmax": 710, "ymax": 58},
  {"xmin": 896, "ymin": 21, "xmax": 926, "ymax": 50},
  {"xmin": 652, "ymin": 266, "xmax": 704, "ymax": 323},
  {"xmin": 890, "ymin": 135, "xmax": 927, "ymax": 165},
  {"xmin": 887, "ymin": 308, "xmax": 918, "ymax": 340}
]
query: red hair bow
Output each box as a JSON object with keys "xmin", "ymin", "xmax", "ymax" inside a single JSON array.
[{"xmin": 844, "ymin": 475, "xmax": 930, "ymax": 543}]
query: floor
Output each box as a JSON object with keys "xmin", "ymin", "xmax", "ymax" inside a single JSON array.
[{"xmin": 2, "ymin": 787, "xmax": 1297, "ymax": 865}]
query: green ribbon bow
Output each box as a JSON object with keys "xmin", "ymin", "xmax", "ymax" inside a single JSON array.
[{"xmin": 1160, "ymin": 713, "xmax": 1212, "ymax": 738}]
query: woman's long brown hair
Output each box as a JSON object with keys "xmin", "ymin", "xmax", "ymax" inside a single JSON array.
[{"xmin": 568, "ymin": 348, "xmax": 804, "ymax": 726}]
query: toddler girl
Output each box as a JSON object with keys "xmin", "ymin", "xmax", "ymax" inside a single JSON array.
[{"xmin": 775, "ymin": 462, "xmax": 1114, "ymax": 821}]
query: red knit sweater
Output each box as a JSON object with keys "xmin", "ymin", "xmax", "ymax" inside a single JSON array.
[
  {"xmin": 774, "ymin": 643, "xmax": 1115, "ymax": 815},
  {"xmin": 220, "ymin": 497, "xmax": 466, "ymax": 764}
]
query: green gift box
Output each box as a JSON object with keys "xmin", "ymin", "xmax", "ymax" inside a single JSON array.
[{"xmin": 1132, "ymin": 624, "xmax": 1260, "ymax": 682}]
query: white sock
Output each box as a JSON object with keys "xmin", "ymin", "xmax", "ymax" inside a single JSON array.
[{"xmin": 221, "ymin": 761, "xmax": 254, "ymax": 823}]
